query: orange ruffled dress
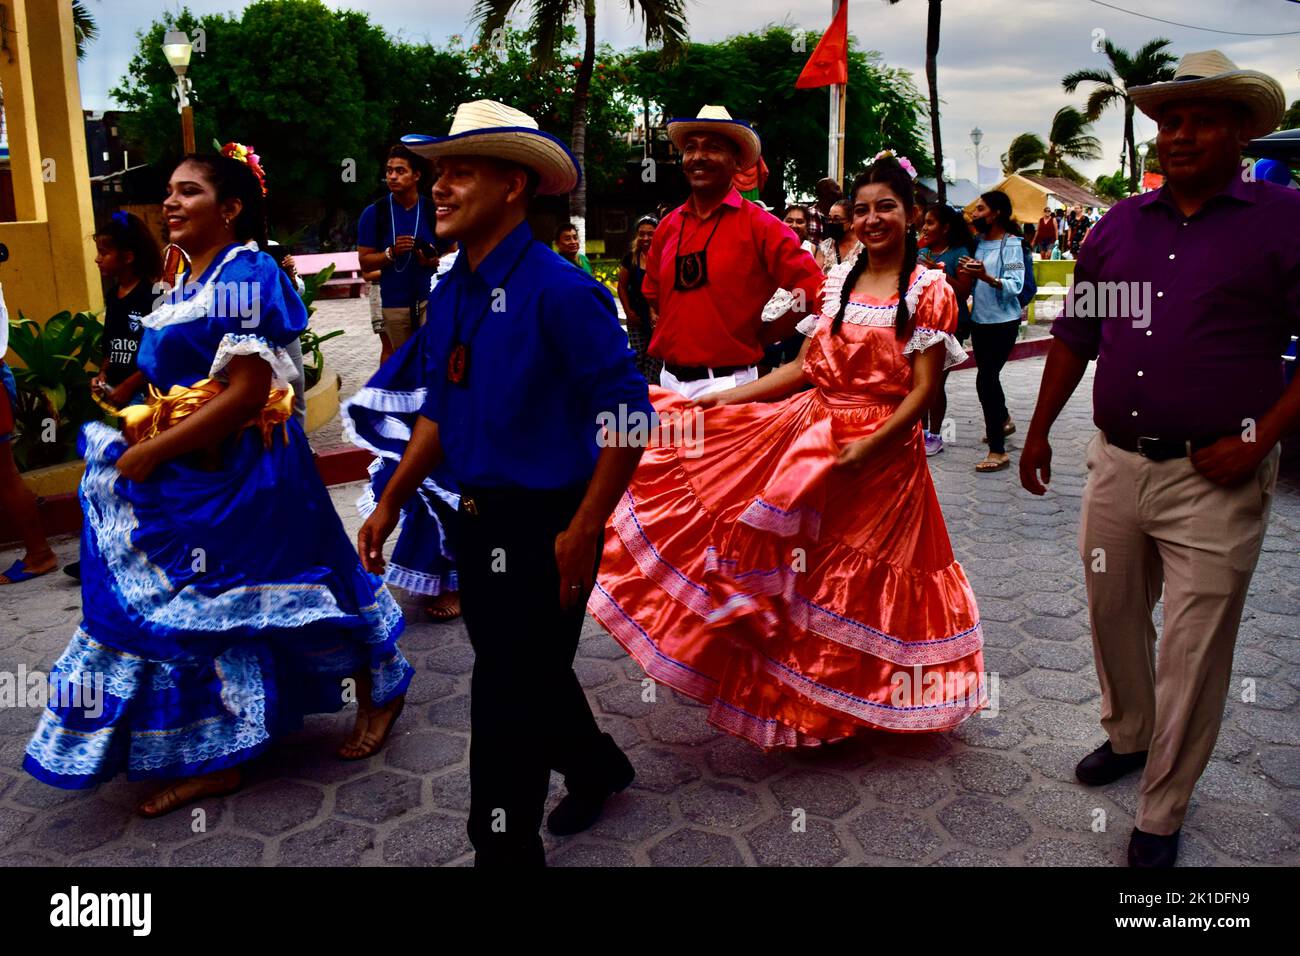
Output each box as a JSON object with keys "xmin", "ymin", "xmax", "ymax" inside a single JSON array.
[{"xmin": 589, "ymin": 264, "xmax": 985, "ymax": 748}]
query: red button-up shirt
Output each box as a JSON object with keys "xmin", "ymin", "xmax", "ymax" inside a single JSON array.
[{"xmin": 643, "ymin": 188, "xmax": 824, "ymax": 366}]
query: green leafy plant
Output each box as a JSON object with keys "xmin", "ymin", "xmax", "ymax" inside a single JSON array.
[
  {"xmin": 295, "ymin": 261, "xmax": 343, "ymax": 390},
  {"xmin": 6, "ymin": 310, "xmax": 110, "ymax": 470}
]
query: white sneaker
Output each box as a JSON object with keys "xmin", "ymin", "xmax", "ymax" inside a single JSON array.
[{"xmin": 924, "ymin": 432, "xmax": 944, "ymax": 456}]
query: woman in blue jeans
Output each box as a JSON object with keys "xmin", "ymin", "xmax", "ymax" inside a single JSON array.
[{"xmin": 962, "ymin": 191, "xmax": 1025, "ymax": 473}]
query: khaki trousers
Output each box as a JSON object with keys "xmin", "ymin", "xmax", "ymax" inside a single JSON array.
[
  {"xmin": 381, "ymin": 300, "xmax": 427, "ymax": 352},
  {"xmin": 1079, "ymin": 431, "xmax": 1280, "ymax": 834}
]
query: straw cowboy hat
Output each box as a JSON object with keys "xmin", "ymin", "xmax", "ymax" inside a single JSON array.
[
  {"xmin": 401, "ymin": 99, "xmax": 581, "ymax": 196},
  {"xmin": 1129, "ymin": 50, "xmax": 1285, "ymax": 141},
  {"xmin": 667, "ymin": 105, "xmax": 762, "ymax": 169}
]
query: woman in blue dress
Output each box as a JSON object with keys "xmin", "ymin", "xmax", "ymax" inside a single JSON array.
[{"xmin": 23, "ymin": 152, "xmax": 413, "ymax": 816}]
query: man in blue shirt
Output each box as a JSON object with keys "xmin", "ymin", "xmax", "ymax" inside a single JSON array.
[
  {"xmin": 357, "ymin": 145, "xmax": 438, "ymax": 364},
  {"xmin": 357, "ymin": 100, "xmax": 652, "ymax": 867}
]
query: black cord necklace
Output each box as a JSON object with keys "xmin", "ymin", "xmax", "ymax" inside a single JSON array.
[
  {"xmin": 673, "ymin": 208, "xmax": 725, "ymax": 291},
  {"xmin": 446, "ymin": 240, "xmax": 534, "ymax": 387}
]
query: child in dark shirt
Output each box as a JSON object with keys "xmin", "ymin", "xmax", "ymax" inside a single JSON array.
[{"xmin": 93, "ymin": 212, "xmax": 163, "ymax": 408}]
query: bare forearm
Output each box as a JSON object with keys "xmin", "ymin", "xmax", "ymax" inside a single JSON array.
[
  {"xmin": 569, "ymin": 444, "xmax": 645, "ymax": 536},
  {"xmin": 1258, "ymin": 373, "xmax": 1300, "ymax": 446},
  {"xmin": 1027, "ymin": 339, "xmax": 1089, "ymax": 439},
  {"xmin": 724, "ymin": 354, "xmax": 809, "ymax": 404},
  {"xmin": 358, "ymin": 247, "xmax": 389, "ymax": 273}
]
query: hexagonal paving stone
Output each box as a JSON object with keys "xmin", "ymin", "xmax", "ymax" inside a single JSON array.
[
  {"xmin": 678, "ymin": 781, "xmax": 763, "ymax": 829},
  {"xmin": 73, "ymin": 844, "xmax": 165, "ymax": 866},
  {"xmin": 577, "ymin": 629, "xmax": 628, "ymax": 660},
  {"xmin": 1021, "ymin": 671, "xmax": 1099, "ymax": 705},
  {"xmin": 950, "ymin": 712, "xmax": 1027, "ymax": 750},
  {"xmin": 863, "ymin": 730, "xmax": 952, "ymax": 761},
  {"xmin": 1229, "ymin": 647, "xmax": 1281, "ymax": 678},
  {"xmin": 1023, "ymin": 741, "xmax": 1090, "ymax": 783},
  {"xmin": 429, "ymin": 767, "xmax": 471, "ymax": 813},
  {"xmin": 646, "ymin": 706, "xmax": 720, "ymax": 746},
  {"xmin": 588, "ymin": 790, "xmax": 673, "ymax": 843},
  {"xmin": 402, "ymin": 670, "xmax": 459, "ymax": 705},
  {"xmin": 628, "ymin": 746, "xmax": 702, "ymax": 793},
  {"xmin": 231, "ymin": 780, "xmax": 322, "ymax": 836},
  {"xmin": 595, "ymin": 714, "xmax": 643, "ymax": 752},
  {"xmin": 1023, "ymin": 837, "xmax": 1114, "ymax": 866},
  {"xmin": 424, "ymin": 643, "xmax": 475, "ymax": 675},
  {"xmin": 550, "ymin": 841, "xmax": 637, "ymax": 867},
  {"xmin": 29, "ymin": 800, "xmax": 127, "ymax": 858},
  {"xmin": 1023, "ymin": 701, "xmax": 1101, "ymax": 741},
  {"xmin": 573, "ymin": 659, "xmax": 618, "ymax": 690},
  {"xmin": 1020, "ymin": 640, "xmax": 1092, "ymax": 673},
  {"xmin": 1232, "ymin": 708, "xmax": 1300, "ymax": 745},
  {"xmin": 705, "ymin": 737, "xmax": 788, "ymax": 782},
  {"xmin": 771, "ymin": 769, "xmax": 860, "ymax": 819},
  {"xmin": 647, "ymin": 827, "xmax": 744, "ymax": 866},
  {"xmin": 1192, "ymin": 761, "xmax": 1273, "ymax": 805},
  {"xmin": 0, "ymin": 806, "xmax": 35, "ymax": 848},
  {"xmin": 9, "ymin": 778, "xmax": 81, "ymax": 810},
  {"xmin": 337, "ymin": 770, "xmax": 422, "ymax": 823},
  {"xmin": 172, "ymin": 833, "xmax": 265, "ymax": 867},
  {"xmin": 861, "ymin": 758, "xmax": 947, "ymax": 808},
  {"xmin": 975, "ymin": 598, "xmax": 1022, "ymax": 624},
  {"xmin": 385, "ymin": 731, "xmax": 466, "ymax": 775},
  {"xmin": 1210, "ymin": 726, "xmax": 1256, "ymax": 763},
  {"xmin": 745, "ymin": 816, "xmax": 848, "ymax": 867},
  {"xmin": 1189, "ymin": 805, "xmax": 1298, "ymax": 863},
  {"xmin": 950, "ymin": 751, "xmax": 1030, "ymax": 796},
  {"xmin": 1258, "ymin": 746, "xmax": 1300, "ymax": 787},
  {"xmin": 382, "ymin": 812, "xmax": 468, "ymax": 866},
  {"xmin": 928, "ymin": 849, "xmax": 1009, "ymax": 866},
  {"xmin": 425, "ymin": 694, "xmax": 470, "ymax": 733},
  {"xmin": 1025, "ymin": 785, "xmax": 1117, "ymax": 832},
  {"xmin": 278, "ymin": 819, "xmax": 375, "ymax": 867},
  {"xmin": 937, "ymin": 795, "xmax": 1032, "ymax": 849},
  {"xmin": 595, "ymin": 680, "xmax": 656, "ymax": 719},
  {"xmin": 848, "ymin": 808, "xmax": 942, "ymax": 861},
  {"xmin": 1018, "ymin": 616, "xmax": 1082, "ymax": 643}
]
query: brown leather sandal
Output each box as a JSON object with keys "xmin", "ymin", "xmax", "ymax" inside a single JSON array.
[
  {"xmin": 137, "ymin": 768, "xmax": 242, "ymax": 818},
  {"xmin": 337, "ymin": 696, "xmax": 406, "ymax": 761}
]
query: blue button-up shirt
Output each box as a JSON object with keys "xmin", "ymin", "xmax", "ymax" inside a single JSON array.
[
  {"xmin": 1053, "ymin": 175, "xmax": 1300, "ymax": 445},
  {"xmin": 418, "ymin": 221, "xmax": 652, "ymax": 489}
]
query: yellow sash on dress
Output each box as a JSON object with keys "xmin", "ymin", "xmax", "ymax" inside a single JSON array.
[{"xmin": 113, "ymin": 379, "xmax": 294, "ymax": 449}]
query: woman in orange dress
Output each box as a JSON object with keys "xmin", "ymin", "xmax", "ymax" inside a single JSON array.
[{"xmin": 589, "ymin": 155, "xmax": 985, "ymax": 748}]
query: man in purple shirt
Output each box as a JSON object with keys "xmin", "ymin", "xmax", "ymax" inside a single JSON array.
[{"xmin": 1020, "ymin": 51, "xmax": 1299, "ymax": 868}]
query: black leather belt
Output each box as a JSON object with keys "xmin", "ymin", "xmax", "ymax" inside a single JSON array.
[
  {"xmin": 664, "ymin": 362, "xmax": 751, "ymax": 382},
  {"xmin": 1104, "ymin": 433, "xmax": 1216, "ymax": 461},
  {"xmin": 458, "ymin": 482, "xmax": 587, "ymax": 517}
]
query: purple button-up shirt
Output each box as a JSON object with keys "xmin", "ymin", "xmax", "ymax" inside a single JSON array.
[{"xmin": 1052, "ymin": 174, "xmax": 1300, "ymax": 446}]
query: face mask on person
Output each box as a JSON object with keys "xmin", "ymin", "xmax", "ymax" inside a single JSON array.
[
  {"xmin": 972, "ymin": 217, "xmax": 991, "ymax": 234},
  {"xmin": 825, "ymin": 221, "xmax": 846, "ymax": 242}
]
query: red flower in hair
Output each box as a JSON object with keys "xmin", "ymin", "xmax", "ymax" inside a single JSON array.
[{"xmin": 220, "ymin": 141, "xmax": 268, "ymax": 196}]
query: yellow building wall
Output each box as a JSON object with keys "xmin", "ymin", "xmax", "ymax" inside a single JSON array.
[{"xmin": 0, "ymin": 0, "xmax": 103, "ymax": 357}]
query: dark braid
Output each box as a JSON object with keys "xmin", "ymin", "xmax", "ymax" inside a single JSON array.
[
  {"xmin": 895, "ymin": 225, "xmax": 918, "ymax": 339},
  {"xmin": 830, "ymin": 156, "xmax": 918, "ymax": 339}
]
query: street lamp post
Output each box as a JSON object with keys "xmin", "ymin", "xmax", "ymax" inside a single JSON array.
[
  {"xmin": 970, "ymin": 126, "xmax": 984, "ymax": 189},
  {"xmin": 162, "ymin": 31, "xmax": 195, "ymax": 154},
  {"xmin": 1137, "ymin": 142, "xmax": 1150, "ymax": 193}
]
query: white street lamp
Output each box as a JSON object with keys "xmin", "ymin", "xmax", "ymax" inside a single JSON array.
[{"xmin": 163, "ymin": 31, "xmax": 196, "ymax": 153}]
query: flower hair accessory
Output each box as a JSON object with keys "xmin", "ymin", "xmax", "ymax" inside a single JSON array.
[
  {"xmin": 110, "ymin": 210, "xmax": 130, "ymax": 228},
  {"xmin": 218, "ymin": 141, "xmax": 268, "ymax": 196},
  {"xmin": 873, "ymin": 148, "xmax": 918, "ymax": 180}
]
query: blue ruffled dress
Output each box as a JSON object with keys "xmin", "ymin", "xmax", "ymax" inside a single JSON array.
[
  {"xmin": 341, "ymin": 308, "xmax": 460, "ymax": 598},
  {"xmin": 24, "ymin": 243, "xmax": 412, "ymax": 789}
]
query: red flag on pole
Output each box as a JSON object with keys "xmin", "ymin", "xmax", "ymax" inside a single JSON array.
[{"xmin": 795, "ymin": 2, "xmax": 849, "ymax": 89}]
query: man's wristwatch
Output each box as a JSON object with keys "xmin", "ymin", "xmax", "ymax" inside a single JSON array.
[{"xmin": 384, "ymin": 247, "xmax": 394, "ymax": 262}]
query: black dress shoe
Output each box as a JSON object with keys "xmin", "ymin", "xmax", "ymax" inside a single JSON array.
[
  {"xmin": 63, "ymin": 561, "xmax": 81, "ymax": 581},
  {"xmin": 1128, "ymin": 827, "xmax": 1179, "ymax": 868},
  {"xmin": 1076, "ymin": 740, "xmax": 1148, "ymax": 786},
  {"xmin": 546, "ymin": 736, "xmax": 635, "ymax": 836}
]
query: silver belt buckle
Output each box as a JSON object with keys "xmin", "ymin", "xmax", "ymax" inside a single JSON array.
[{"xmin": 1136, "ymin": 436, "xmax": 1158, "ymax": 458}]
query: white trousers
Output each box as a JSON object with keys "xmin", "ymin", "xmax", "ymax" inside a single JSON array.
[{"xmin": 659, "ymin": 365, "xmax": 759, "ymax": 400}]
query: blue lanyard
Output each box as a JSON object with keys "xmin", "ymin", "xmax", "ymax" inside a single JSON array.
[{"xmin": 388, "ymin": 194, "xmax": 421, "ymax": 273}]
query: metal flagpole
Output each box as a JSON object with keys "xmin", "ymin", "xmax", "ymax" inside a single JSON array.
[{"xmin": 827, "ymin": 0, "xmax": 843, "ymax": 184}]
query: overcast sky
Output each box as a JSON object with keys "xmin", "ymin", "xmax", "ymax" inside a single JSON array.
[{"xmin": 76, "ymin": 0, "xmax": 1300, "ymax": 183}]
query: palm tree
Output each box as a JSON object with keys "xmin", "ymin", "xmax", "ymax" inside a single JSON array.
[
  {"xmin": 885, "ymin": 0, "xmax": 945, "ymax": 204},
  {"xmin": 1000, "ymin": 107, "xmax": 1102, "ymax": 184},
  {"xmin": 472, "ymin": 0, "xmax": 687, "ymax": 242},
  {"xmin": 72, "ymin": 2, "xmax": 98, "ymax": 61},
  {"xmin": 1063, "ymin": 38, "xmax": 1176, "ymax": 194}
]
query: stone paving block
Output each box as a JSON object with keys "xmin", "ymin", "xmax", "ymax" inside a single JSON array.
[
  {"xmin": 172, "ymin": 834, "xmax": 264, "ymax": 867},
  {"xmin": 1233, "ymin": 708, "xmax": 1300, "ymax": 746},
  {"xmin": 628, "ymin": 746, "xmax": 702, "ymax": 793},
  {"xmin": 951, "ymin": 751, "xmax": 1030, "ymax": 796},
  {"xmin": 72, "ymin": 844, "xmax": 166, "ymax": 867},
  {"xmin": 937, "ymin": 795, "xmax": 1032, "ymax": 849},
  {"xmin": 745, "ymin": 816, "xmax": 848, "ymax": 867},
  {"xmin": 678, "ymin": 781, "xmax": 763, "ymax": 829},
  {"xmin": 278, "ymin": 819, "xmax": 375, "ymax": 867},
  {"xmin": 596, "ymin": 679, "xmax": 656, "ymax": 719},
  {"xmin": 231, "ymin": 780, "xmax": 321, "ymax": 836},
  {"xmin": 862, "ymin": 758, "xmax": 948, "ymax": 808},
  {"xmin": 1025, "ymin": 785, "xmax": 1116, "ymax": 833},
  {"xmin": 1211, "ymin": 726, "xmax": 1258, "ymax": 763},
  {"xmin": 1020, "ymin": 670, "xmax": 1099, "ymax": 705},
  {"xmin": 1020, "ymin": 640, "xmax": 1092, "ymax": 673},
  {"xmin": 771, "ymin": 769, "xmax": 861, "ymax": 819},
  {"xmin": 848, "ymin": 808, "xmax": 942, "ymax": 861},
  {"xmin": 1189, "ymin": 805, "xmax": 1299, "ymax": 863},
  {"xmin": 950, "ymin": 712, "xmax": 1027, "ymax": 750},
  {"xmin": 384, "ymin": 731, "xmax": 466, "ymax": 775},
  {"xmin": 402, "ymin": 669, "xmax": 459, "ymax": 705},
  {"xmin": 588, "ymin": 791, "xmax": 674, "ymax": 842},
  {"xmin": 382, "ymin": 812, "xmax": 468, "ymax": 866},
  {"xmin": 647, "ymin": 706, "xmax": 721, "ymax": 746},
  {"xmin": 337, "ymin": 770, "xmax": 421, "ymax": 823},
  {"xmin": 0, "ymin": 806, "xmax": 35, "ymax": 848},
  {"xmin": 705, "ymin": 737, "xmax": 788, "ymax": 782},
  {"xmin": 578, "ymin": 631, "xmax": 629, "ymax": 660},
  {"xmin": 425, "ymin": 694, "xmax": 471, "ymax": 733},
  {"xmin": 1022, "ymin": 837, "xmax": 1113, "ymax": 866},
  {"xmin": 1018, "ymin": 616, "xmax": 1083, "ymax": 643},
  {"xmin": 1230, "ymin": 647, "xmax": 1282, "ymax": 678},
  {"xmin": 428, "ymin": 767, "xmax": 471, "ymax": 813},
  {"xmin": 573, "ymin": 659, "xmax": 618, "ymax": 690},
  {"xmin": 550, "ymin": 841, "xmax": 637, "ymax": 867},
  {"xmin": 596, "ymin": 713, "xmax": 644, "ymax": 752},
  {"xmin": 9, "ymin": 778, "xmax": 81, "ymax": 810},
  {"xmin": 29, "ymin": 800, "xmax": 126, "ymax": 857},
  {"xmin": 929, "ymin": 848, "xmax": 1009, "ymax": 866},
  {"xmin": 1023, "ymin": 741, "xmax": 1089, "ymax": 783},
  {"xmin": 1259, "ymin": 747, "xmax": 1300, "ymax": 788},
  {"xmin": 424, "ymin": 643, "xmax": 475, "ymax": 675},
  {"xmin": 647, "ymin": 827, "xmax": 745, "ymax": 866},
  {"xmin": 1192, "ymin": 761, "xmax": 1274, "ymax": 806},
  {"xmin": 981, "ymin": 647, "xmax": 1030, "ymax": 678},
  {"xmin": 1022, "ymin": 701, "xmax": 1101, "ymax": 741}
]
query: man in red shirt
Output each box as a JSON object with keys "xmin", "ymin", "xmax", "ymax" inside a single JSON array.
[{"xmin": 645, "ymin": 105, "xmax": 824, "ymax": 399}]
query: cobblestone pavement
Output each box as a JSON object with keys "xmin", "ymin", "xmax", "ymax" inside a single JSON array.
[{"xmin": 1, "ymin": 356, "xmax": 1297, "ymax": 867}]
